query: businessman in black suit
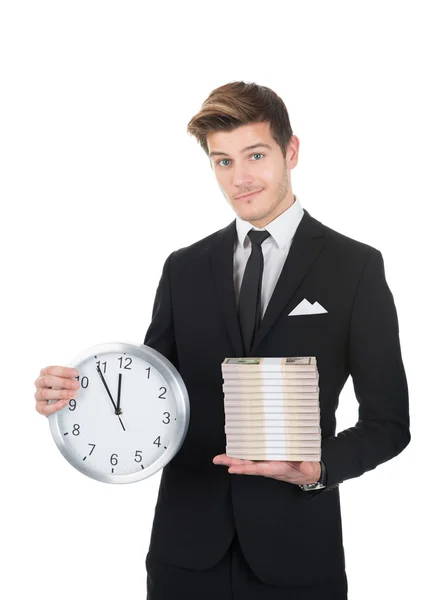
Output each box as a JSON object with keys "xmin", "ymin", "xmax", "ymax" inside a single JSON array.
[{"xmin": 143, "ymin": 82, "xmax": 410, "ymax": 599}]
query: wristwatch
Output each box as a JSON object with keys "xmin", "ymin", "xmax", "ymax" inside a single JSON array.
[{"xmin": 299, "ymin": 459, "xmax": 327, "ymax": 491}]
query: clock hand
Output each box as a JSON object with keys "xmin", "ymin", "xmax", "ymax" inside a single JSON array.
[
  {"xmin": 96, "ymin": 366, "xmax": 126, "ymax": 431},
  {"xmin": 96, "ymin": 365, "xmax": 118, "ymax": 411},
  {"xmin": 116, "ymin": 373, "xmax": 122, "ymax": 415}
]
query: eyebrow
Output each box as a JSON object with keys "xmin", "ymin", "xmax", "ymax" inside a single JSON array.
[{"xmin": 209, "ymin": 143, "xmax": 272, "ymax": 158}]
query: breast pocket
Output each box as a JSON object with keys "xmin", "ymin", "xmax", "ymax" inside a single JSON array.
[
  {"xmin": 287, "ymin": 312, "xmax": 330, "ymax": 330},
  {"xmin": 282, "ymin": 308, "xmax": 347, "ymax": 359},
  {"xmin": 281, "ymin": 311, "xmax": 340, "ymax": 353}
]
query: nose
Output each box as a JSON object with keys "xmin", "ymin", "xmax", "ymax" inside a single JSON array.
[{"xmin": 232, "ymin": 163, "xmax": 255, "ymax": 189}]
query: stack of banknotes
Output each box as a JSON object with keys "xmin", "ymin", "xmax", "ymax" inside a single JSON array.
[{"xmin": 221, "ymin": 356, "xmax": 321, "ymax": 461}]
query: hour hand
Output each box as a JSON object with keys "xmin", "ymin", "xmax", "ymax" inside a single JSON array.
[{"xmin": 116, "ymin": 373, "xmax": 122, "ymax": 415}]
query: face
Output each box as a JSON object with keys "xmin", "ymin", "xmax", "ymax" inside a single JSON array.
[{"xmin": 207, "ymin": 121, "xmax": 299, "ymax": 228}]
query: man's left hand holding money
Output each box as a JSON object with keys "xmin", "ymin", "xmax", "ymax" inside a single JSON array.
[{"xmin": 213, "ymin": 454, "xmax": 321, "ymax": 485}]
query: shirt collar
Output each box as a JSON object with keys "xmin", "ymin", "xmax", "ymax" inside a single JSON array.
[{"xmin": 235, "ymin": 194, "xmax": 304, "ymax": 250}]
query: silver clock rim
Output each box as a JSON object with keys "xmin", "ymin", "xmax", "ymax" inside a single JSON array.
[{"xmin": 48, "ymin": 342, "xmax": 190, "ymax": 484}]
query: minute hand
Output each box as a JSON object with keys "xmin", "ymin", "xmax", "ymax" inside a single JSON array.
[{"xmin": 96, "ymin": 366, "xmax": 126, "ymax": 431}]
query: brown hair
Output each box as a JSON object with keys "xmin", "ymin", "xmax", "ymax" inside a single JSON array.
[{"xmin": 186, "ymin": 81, "xmax": 293, "ymax": 160}]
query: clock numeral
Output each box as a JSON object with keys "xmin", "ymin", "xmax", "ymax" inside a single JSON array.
[
  {"xmin": 118, "ymin": 356, "xmax": 132, "ymax": 370},
  {"xmin": 88, "ymin": 443, "xmax": 96, "ymax": 455},
  {"xmin": 134, "ymin": 450, "xmax": 143, "ymax": 463},
  {"xmin": 95, "ymin": 360, "xmax": 107, "ymax": 374},
  {"xmin": 76, "ymin": 375, "xmax": 89, "ymax": 389},
  {"xmin": 158, "ymin": 387, "xmax": 167, "ymax": 399},
  {"xmin": 162, "ymin": 412, "xmax": 170, "ymax": 424},
  {"xmin": 153, "ymin": 436, "xmax": 161, "ymax": 448},
  {"xmin": 68, "ymin": 399, "xmax": 77, "ymax": 411},
  {"xmin": 72, "ymin": 424, "xmax": 80, "ymax": 436},
  {"xmin": 110, "ymin": 453, "xmax": 118, "ymax": 466},
  {"xmin": 146, "ymin": 367, "xmax": 151, "ymax": 379}
]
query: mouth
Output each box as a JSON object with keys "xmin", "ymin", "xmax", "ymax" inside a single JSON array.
[{"xmin": 235, "ymin": 189, "xmax": 263, "ymax": 201}]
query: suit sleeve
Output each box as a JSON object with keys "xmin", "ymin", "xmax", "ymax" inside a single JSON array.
[
  {"xmin": 143, "ymin": 251, "xmax": 179, "ymax": 370},
  {"xmin": 312, "ymin": 249, "xmax": 411, "ymax": 496}
]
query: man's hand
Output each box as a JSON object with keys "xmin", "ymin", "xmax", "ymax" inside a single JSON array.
[{"xmin": 213, "ymin": 454, "xmax": 321, "ymax": 485}]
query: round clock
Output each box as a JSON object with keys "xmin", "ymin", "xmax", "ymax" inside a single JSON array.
[{"xmin": 48, "ymin": 342, "xmax": 190, "ymax": 484}]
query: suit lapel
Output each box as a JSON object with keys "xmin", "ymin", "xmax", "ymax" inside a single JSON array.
[
  {"xmin": 209, "ymin": 209, "xmax": 325, "ymax": 357},
  {"xmin": 251, "ymin": 209, "xmax": 325, "ymax": 353},
  {"xmin": 209, "ymin": 219, "xmax": 244, "ymax": 357}
]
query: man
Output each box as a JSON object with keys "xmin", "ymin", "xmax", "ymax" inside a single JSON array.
[
  {"xmin": 35, "ymin": 81, "xmax": 410, "ymax": 599},
  {"xmin": 142, "ymin": 81, "xmax": 410, "ymax": 599}
]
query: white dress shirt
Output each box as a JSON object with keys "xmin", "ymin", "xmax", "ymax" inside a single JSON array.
[{"xmin": 233, "ymin": 195, "xmax": 304, "ymax": 321}]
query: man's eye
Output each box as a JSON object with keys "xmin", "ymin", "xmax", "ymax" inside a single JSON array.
[{"xmin": 218, "ymin": 153, "xmax": 264, "ymax": 167}]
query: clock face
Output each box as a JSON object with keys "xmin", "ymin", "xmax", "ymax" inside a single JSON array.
[{"xmin": 49, "ymin": 343, "xmax": 189, "ymax": 484}]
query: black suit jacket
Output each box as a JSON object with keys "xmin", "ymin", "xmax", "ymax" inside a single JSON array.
[{"xmin": 143, "ymin": 208, "xmax": 410, "ymax": 587}]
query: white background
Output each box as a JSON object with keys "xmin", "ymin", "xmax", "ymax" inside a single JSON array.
[{"xmin": 1, "ymin": 1, "xmax": 420, "ymax": 598}]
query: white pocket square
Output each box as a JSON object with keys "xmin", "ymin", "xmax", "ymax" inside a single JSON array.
[{"xmin": 288, "ymin": 298, "xmax": 328, "ymax": 316}]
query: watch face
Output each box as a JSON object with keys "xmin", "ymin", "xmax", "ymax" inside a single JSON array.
[{"xmin": 48, "ymin": 342, "xmax": 189, "ymax": 484}]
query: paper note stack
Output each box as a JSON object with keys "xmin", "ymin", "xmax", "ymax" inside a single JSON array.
[{"xmin": 221, "ymin": 357, "xmax": 321, "ymax": 461}]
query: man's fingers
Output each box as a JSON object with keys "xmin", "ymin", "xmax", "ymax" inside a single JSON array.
[
  {"xmin": 229, "ymin": 461, "xmax": 287, "ymax": 475},
  {"xmin": 35, "ymin": 386, "xmax": 75, "ymax": 402},
  {"xmin": 36, "ymin": 398, "xmax": 69, "ymax": 417},
  {"xmin": 213, "ymin": 454, "xmax": 255, "ymax": 466},
  {"xmin": 34, "ymin": 365, "xmax": 80, "ymax": 418},
  {"xmin": 36, "ymin": 373, "xmax": 80, "ymax": 390},
  {"xmin": 228, "ymin": 460, "xmax": 303, "ymax": 479},
  {"xmin": 228, "ymin": 461, "xmax": 319, "ymax": 483},
  {"xmin": 225, "ymin": 457, "xmax": 256, "ymax": 465},
  {"xmin": 39, "ymin": 366, "xmax": 78, "ymax": 378}
]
